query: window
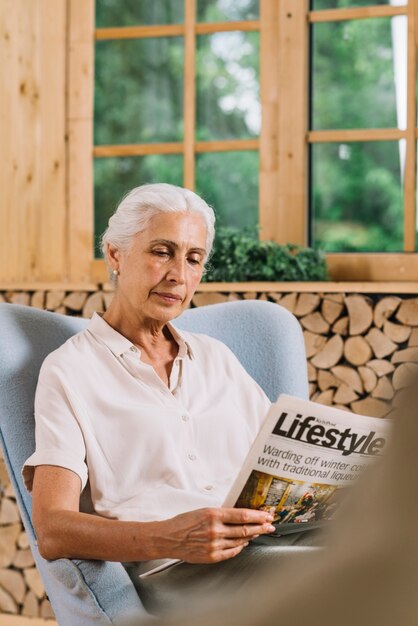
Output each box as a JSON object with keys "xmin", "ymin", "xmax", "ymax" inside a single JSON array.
[
  {"xmin": 305, "ymin": 0, "xmax": 416, "ymax": 279},
  {"xmin": 94, "ymin": 0, "xmax": 260, "ymax": 257},
  {"xmin": 91, "ymin": 0, "xmax": 418, "ymax": 281},
  {"xmin": 311, "ymin": 13, "xmax": 406, "ymax": 252}
]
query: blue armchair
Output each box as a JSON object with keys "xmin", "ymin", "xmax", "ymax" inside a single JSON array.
[{"xmin": 0, "ymin": 299, "xmax": 308, "ymax": 625}]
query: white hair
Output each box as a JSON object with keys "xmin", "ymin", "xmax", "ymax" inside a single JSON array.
[{"xmin": 100, "ymin": 183, "xmax": 215, "ymax": 273}]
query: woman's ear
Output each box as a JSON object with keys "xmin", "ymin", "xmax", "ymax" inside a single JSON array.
[{"xmin": 106, "ymin": 243, "xmax": 120, "ymax": 268}]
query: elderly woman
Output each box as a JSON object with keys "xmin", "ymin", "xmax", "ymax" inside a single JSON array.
[{"xmin": 22, "ymin": 184, "xmax": 315, "ymax": 613}]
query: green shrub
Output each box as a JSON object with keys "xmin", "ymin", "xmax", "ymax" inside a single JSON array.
[{"xmin": 203, "ymin": 228, "xmax": 329, "ymax": 282}]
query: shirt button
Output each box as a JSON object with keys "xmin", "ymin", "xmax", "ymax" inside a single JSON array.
[
  {"xmin": 204, "ymin": 485, "xmax": 213, "ymax": 491},
  {"xmin": 181, "ymin": 414, "xmax": 189, "ymax": 422},
  {"xmin": 130, "ymin": 346, "xmax": 137, "ymax": 352},
  {"xmin": 188, "ymin": 453, "xmax": 197, "ymax": 461}
]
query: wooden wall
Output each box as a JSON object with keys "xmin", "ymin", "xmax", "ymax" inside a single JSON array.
[
  {"xmin": 2, "ymin": 1, "xmax": 418, "ymax": 287},
  {"xmin": 0, "ymin": 0, "xmax": 94, "ymax": 286}
]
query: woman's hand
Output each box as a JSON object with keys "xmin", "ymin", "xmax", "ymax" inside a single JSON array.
[
  {"xmin": 32, "ymin": 467, "xmax": 275, "ymax": 563},
  {"xmin": 159, "ymin": 507, "xmax": 276, "ymax": 564}
]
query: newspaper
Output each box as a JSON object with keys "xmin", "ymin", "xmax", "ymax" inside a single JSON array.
[
  {"xmin": 140, "ymin": 394, "xmax": 389, "ymax": 577},
  {"xmin": 223, "ymin": 394, "xmax": 390, "ymax": 533}
]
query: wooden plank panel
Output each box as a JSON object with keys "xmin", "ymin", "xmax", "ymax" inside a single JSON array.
[
  {"xmin": 0, "ymin": 0, "xmax": 67, "ymax": 283},
  {"xmin": 67, "ymin": 0, "xmax": 95, "ymax": 282},
  {"xmin": 0, "ymin": 0, "xmax": 26, "ymax": 281},
  {"xmin": 309, "ymin": 5, "xmax": 407, "ymax": 23},
  {"xmin": 183, "ymin": 0, "xmax": 196, "ymax": 189},
  {"xmin": 68, "ymin": 119, "xmax": 94, "ymax": 281},
  {"xmin": 0, "ymin": 282, "xmax": 98, "ymax": 291},
  {"xmin": 93, "ymin": 139, "xmax": 258, "ymax": 158},
  {"xmin": 23, "ymin": 0, "xmax": 41, "ymax": 282},
  {"xmin": 259, "ymin": 0, "xmax": 279, "ymax": 241},
  {"xmin": 195, "ymin": 20, "xmax": 260, "ymax": 34},
  {"xmin": 94, "ymin": 143, "xmax": 184, "ymax": 157},
  {"xmin": 38, "ymin": 0, "xmax": 67, "ymax": 281},
  {"xmin": 95, "ymin": 25, "xmax": 185, "ymax": 40},
  {"xmin": 327, "ymin": 253, "xmax": 418, "ymax": 281},
  {"xmin": 195, "ymin": 139, "xmax": 258, "ymax": 152},
  {"xmin": 404, "ymin": 0, "xmax": 417, "ymax": 251},
  {"xmin": 91, "ymin": 259, "xmax": 111, "ymax": 283},
  {"xmin": 95, "ymin": 22, "xmax": 259, "ymax": 41},
  {"xmin": 309, "ymin": 129, "xmax": 406, "ymax": 143},
  {"xmin": 416, "ymin": 0, "xmax": 418, "ymax": 48},
  {"xmin": 276, "ymin": 0, "xmax": 309, "ymax": 246}
]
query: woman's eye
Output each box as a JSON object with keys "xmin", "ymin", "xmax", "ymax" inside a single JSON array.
[
  {"xmin": 188, "ymin": 258, "xmax": 200, "ymax": 265},
  {"xmin": 153, "ymin": 250, "xmax": 169, "ymax": 257}
]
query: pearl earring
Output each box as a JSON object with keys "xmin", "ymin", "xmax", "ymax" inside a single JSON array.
[{"xmin": 112, "ymin": 269, "xmax": 119, "ymax": 276}]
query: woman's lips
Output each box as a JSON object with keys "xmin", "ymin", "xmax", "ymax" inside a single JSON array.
[{"xmin": 153, "ymin": 292, "xmax": 182, "ymax": 303}]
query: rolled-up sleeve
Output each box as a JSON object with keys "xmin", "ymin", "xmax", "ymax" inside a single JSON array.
[{"xmin": 22, "ymin": 363, "xmax": 88, "ymax": 493}]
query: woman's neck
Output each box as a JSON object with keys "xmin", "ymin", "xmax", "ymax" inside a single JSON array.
[{"xmin": 102, "ymin": 301, "xmax": 174, "ymax": 358}]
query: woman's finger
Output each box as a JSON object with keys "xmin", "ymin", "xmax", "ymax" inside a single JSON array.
[
  {"xmin": 209, "ymin": 544, "xmax": 249, "ymax": 563},
  {"xmin": 219, "ymin": 507, "xmax": 274, "ymax": 525},
  {"xmin": 220, "ymin": 522, "xmax": 276, "ymax": 539}
]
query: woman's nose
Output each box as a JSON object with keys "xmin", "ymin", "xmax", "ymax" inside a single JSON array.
[{"xmin": 166, "ymin": 257, "xmax": 186, "ymax": 282}]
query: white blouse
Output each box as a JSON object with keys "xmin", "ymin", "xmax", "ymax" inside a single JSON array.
[{"xmin": 23, "ymin": 312, "xmax": 271, "ymax": 522}]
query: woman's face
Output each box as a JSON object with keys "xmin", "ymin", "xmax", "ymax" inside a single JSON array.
[{"xmin": 109, "ymin": 211, "xmax": 207, "ymax": 323}]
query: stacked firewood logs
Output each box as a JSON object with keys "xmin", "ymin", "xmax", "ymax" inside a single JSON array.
[
  {"xmin": 192, "ymin": 290, "xmax": 418, "ymax": 418},
  {"xmin": 288, "ymin": 293, "xmax": 418, "ymax": 418},
  {"xmin": 191, "ymin": 290, "xmax": 418, "ymax": 418}
]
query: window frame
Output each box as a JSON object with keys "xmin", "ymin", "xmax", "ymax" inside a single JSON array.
[
  {"xmin": 304, "ymin": 1, "xmax": 418, "ymax": 280},
  {"xmin": 91, "ymin": 0, "xmax": 262, "ymax": 281},
  {"xmin": 88, "ymin": 0, "xmax": 418, "ymax": 283}
]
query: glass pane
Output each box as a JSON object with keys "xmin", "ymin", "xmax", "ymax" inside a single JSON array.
[
  {"xmin": 95, "ymin": 38, "xmax": 184, "ymax": 145},
  {"xmin": 197, "ymin": 0, "xmax": 259, "ymax": 22},
  {"xmin": 96, "ymin": 1, "xmax": 184, "ymax": 28},
  {"xmin": 311, "ymin": 17, "xmax": 407, "ymax": 130},
  {"xmin": 312, "ymin": 0, "xmax": 406, "ymax": 8},
  {"xmin": 196, "ymin": 32, "xmax": 260, "ymax": 140},
  {"xmin": 94, "ymin": 155, "xmax": 184, "ymax": 257},
  {"xmin": 195, "ymin": 151, "xmax": 259, "ymax": 229},
  {"xmin": 310, "ymin": 141, "xmax": 404, "ymax": 252}
]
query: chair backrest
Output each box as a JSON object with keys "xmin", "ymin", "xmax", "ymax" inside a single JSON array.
[
  {"xmin": 0, "ymin": 300, "xmax": 308, "ymax": 625},
  {"xmin": 0, "ymin": 304, "xmax": 146, "ymax": 625}
]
